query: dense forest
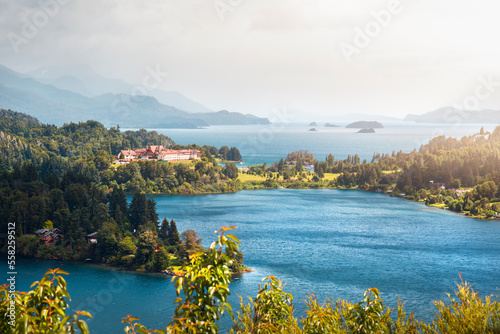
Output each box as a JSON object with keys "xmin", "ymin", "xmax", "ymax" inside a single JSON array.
[{"xmin": 0, "ymin": 109, "xmax": 245, "ymax": 272}]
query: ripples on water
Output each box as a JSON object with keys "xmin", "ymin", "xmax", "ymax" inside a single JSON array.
[{"xmin": 7, "ymin": 189, "xmax": 498, "ymax": 333}]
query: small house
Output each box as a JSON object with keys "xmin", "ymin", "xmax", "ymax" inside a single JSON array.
[{"xmin": 87, "ymin": 232, "xmax": 98, "ymax": 244}]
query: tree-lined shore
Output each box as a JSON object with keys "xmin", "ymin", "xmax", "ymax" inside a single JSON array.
[
  {"xmin": 0, "ymin": 109, "xmax": 244, "ymax": 271},
  {"xmin": 239, "ymin": 126, "xmax": 500, "ymax": 219}
]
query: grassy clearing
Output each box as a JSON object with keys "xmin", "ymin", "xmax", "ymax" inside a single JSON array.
[
  {"xmin": 429, "ymin": 203, "xmax": 447, "ymax": 209},
  {"xmin": 238, "ymin": 173, "xmax": 268, "ymax": 182},
  {"xmin": 215, "ymin": 158, "xmax": 241, "ymax": 164},
  {"xmin": 323, "ymin": 173, "xmax": 340, "ymax": 180}
]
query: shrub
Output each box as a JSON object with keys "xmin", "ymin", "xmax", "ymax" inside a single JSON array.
[
  {"xmin": 0, "ymin": 268, "xmax": 91, "ymax": 334},
  {"xmin": 421, "ymin": 275, "xmax": 500, "ymax": 333}
]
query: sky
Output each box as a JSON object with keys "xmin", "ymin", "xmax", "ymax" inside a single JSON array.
[{"xmin": 1, "ymin": 0, "xmax": 500, "ymax": 119}]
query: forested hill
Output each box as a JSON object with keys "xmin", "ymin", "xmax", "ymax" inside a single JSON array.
[
  {"xmin": 0, "ymin": 109, "xmax": 242, "ymax": 265},
  {"xmin": 0, "ymin": 108, "xmax": 174, "ymax": 170},
  {"xmin": 395, "ymin": 127, "xmax": 500, "ymax": 189}
]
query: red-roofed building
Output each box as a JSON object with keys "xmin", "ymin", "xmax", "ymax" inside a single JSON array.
[
  {"xmin": 116, "ymin": 146, "xmax": 201, "ymax": 163},
  {"xmin": 35, "ymin": 228, "xmax": 64, "ymax": 245}
]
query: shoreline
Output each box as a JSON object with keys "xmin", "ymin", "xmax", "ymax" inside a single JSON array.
[{"xmin": 5, "ymin": 254, "xmax": 254, "ymax": 279}]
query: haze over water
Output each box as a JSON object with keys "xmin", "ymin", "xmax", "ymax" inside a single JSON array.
[{"xmin": 146, "ymin": 122, "xmax": 496, "ymax": 166}]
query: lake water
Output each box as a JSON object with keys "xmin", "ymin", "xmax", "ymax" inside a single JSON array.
[
  {"xmin": 5, "ymin": 189, "xmax": 500, "ymax": 333},
  {"xmin": 141, "ymin": 122, "xmax": 497, "ymax": 166}
]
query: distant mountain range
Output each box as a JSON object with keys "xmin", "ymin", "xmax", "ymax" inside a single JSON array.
[
  {"xmin": 404, "ymin": 107, "xmax": 500, "ymax": 124},
  {"xmin": 0, "ymin": 64, "xmax": 269, "ymax": 128}
]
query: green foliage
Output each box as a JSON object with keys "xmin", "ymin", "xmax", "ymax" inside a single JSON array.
[
  {"xmin": 341, "ymin": 288, "xmax": 392, "ymax": 333},
  {"xmin": 168, "ymin": 219, "xmax": 181, "ymax": 246},
  {"xmin": 136, "ymin": 230, "xmax": 158, "ymax": 265},
  {"xmin": 97, "ymin": 220, "xmax": 120, "ymax": 261},
  {"xmin": 421, "ymin": 275, "xmax": 500, "ymax": 333},
  {"xmin": 118, "ymin": 236, "xmax": 137, "ymax": 257},
  {"xmin": 286, "ymin": 150, "xmax": 316, "ymax": 165},
  {"xmin": 152, "ymin": 247, "xmax": 170, "ymax": 272},
  {"xmin": 225, "ymin": 247, "xmax": 247, "ymax": 273},
  {"xmin": 169, "ymin": 227, "xmax": 239, "ymax": 333},
  {"xmin": 158, "ymin": 217, "xmax": 169, "ymax": 241},
  {"xmin": 224, "ymin": 163, "xmax": 239, "ymax": 180},
  {"xmin": 0, "ymin": 268, "xmax": 91, "ymax": 334},
  {"xmin": 232, "ymin": 276, "xmax": 300, "ymax": 333},
  {"xmin": 177, "ymin": 229, "xmax": 203, "ymax": 262},
  {"xmin": 218, "ymin": 146, "xmax": 242, "ymax": 161},
  {"xmin": 122, "ymin": 315, "xmax": 166, "ymax": 334},
  {"xmin": 130, "ymin": 192, "xmax": 149, "ymax": 230},
  {"xmin": 42, "ymin": 220, "xmax": 54, "ymax": 230},
  {"xmin": 16, "ymin": 234, "xmax": 42, "ymax": 257}
]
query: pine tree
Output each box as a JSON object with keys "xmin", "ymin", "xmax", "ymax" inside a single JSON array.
[
  {"xmin": 229, "ymin": 147, "xmax": 242, "ymax": 161},
  {"xmin": 168, "ymin": 219, "xmax": 180, "ymax": 246},
  {"xmin": 146, "ymin": 197, "xmax": 159, "ymax": 231},
  {"xmin": 114, "ymin": 206, "xmax": 129, "ymax": 231},
  {"xmin": 159, "ymin": 217, "xmax": 169, "ymax": 241},
  {"xmin": 22, "ymin": 162, "xmax": 38, "ymax": 182},
  {"xmin": 129, "ymin": 192, "xmax": 148, "ymax": 231},
  {"xmin": 152, "ymin": 247, "xmax": 169, "ymax": 272},
  {"xmin": 109, "ymin": 187, "xmax": 128, "ymax": 219},
  {"xmin": 278, "ymin": 158, "xmax": 285, "ymax": 172}
]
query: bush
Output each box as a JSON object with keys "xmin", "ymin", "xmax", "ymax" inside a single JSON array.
[
  {"xmin": 16, "ymin": 235, "xmax": 41, "ymax": 257},
  {"xmin": 0, "ymin": 268, "xmax": 91, "ymax": 334},
  {"xmin": 421, "ymin": 275, "xmax": 500, "ymax": 333}
]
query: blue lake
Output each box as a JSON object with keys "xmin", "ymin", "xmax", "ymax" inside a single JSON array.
[{"xmin": 5, "ymin": 189, "xmax": 500, "ymax": 333}]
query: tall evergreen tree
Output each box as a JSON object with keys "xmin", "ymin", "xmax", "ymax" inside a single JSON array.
[
  {"xmin": 278, "ymin": 158, "xmax": 285, "ymax": 172},
  {"xmin": 22, "ymin": 162, "xmax": 38, "ymax": 182},
  {"xmin": 218, "ymin": 146, "xmax": 230, "ymax": 160},
  {"xmin": 146, "ymin": 197, "xmax": 159, "ymax": 229},
  {"xmin": 168, "ymin": 219, "xmax": 180, "ymax": 246},
  {"xmin": 159, "ymin": 217, "xmax": 169, "ymax": 241},
  {"xmin": 114, "ymin": 206, "xmax": 129, "ymax": 231},
  {"xmin": 109, "ymin": 187, "xmax": 128, "ymax": 221},
  {"xmin": 229, "ymin": 147, "xmax": 242, "ymax": 161},
  {"xmin": 129, "ymin": 192, "xmax": 148, "ymax": 230}
]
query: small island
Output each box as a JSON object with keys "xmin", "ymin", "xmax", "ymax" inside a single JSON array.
[
  {"xmin": 346, "ymin": 121, "xmax": 384, "ymax": 128},
  {"xmin": 308, "ymin": 122, "xmax": 317, "ymax": 126},
  {"xmin": 357, "ymin": 128, "xmax": 375, "ymax": 133},
  {"xmin": 325, "ymin": 123, "xmax": 340, "ymax": 127},
  {"xmin": 308, "ymin": 128, "xmax": 317, "ymax": 132}
]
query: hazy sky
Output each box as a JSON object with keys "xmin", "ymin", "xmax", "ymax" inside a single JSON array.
[{"xmin": 1, "ymin": 0, "xmax": 500, "ymax": 119}]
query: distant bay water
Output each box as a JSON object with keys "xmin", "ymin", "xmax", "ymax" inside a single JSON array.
[
  {"xmin": 5, "ymin": 190, "xmax": 500, "ymax": 333},
  {"xmin": 125, "ymin": 122, "xmax": 497, "ymax": 166}
]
